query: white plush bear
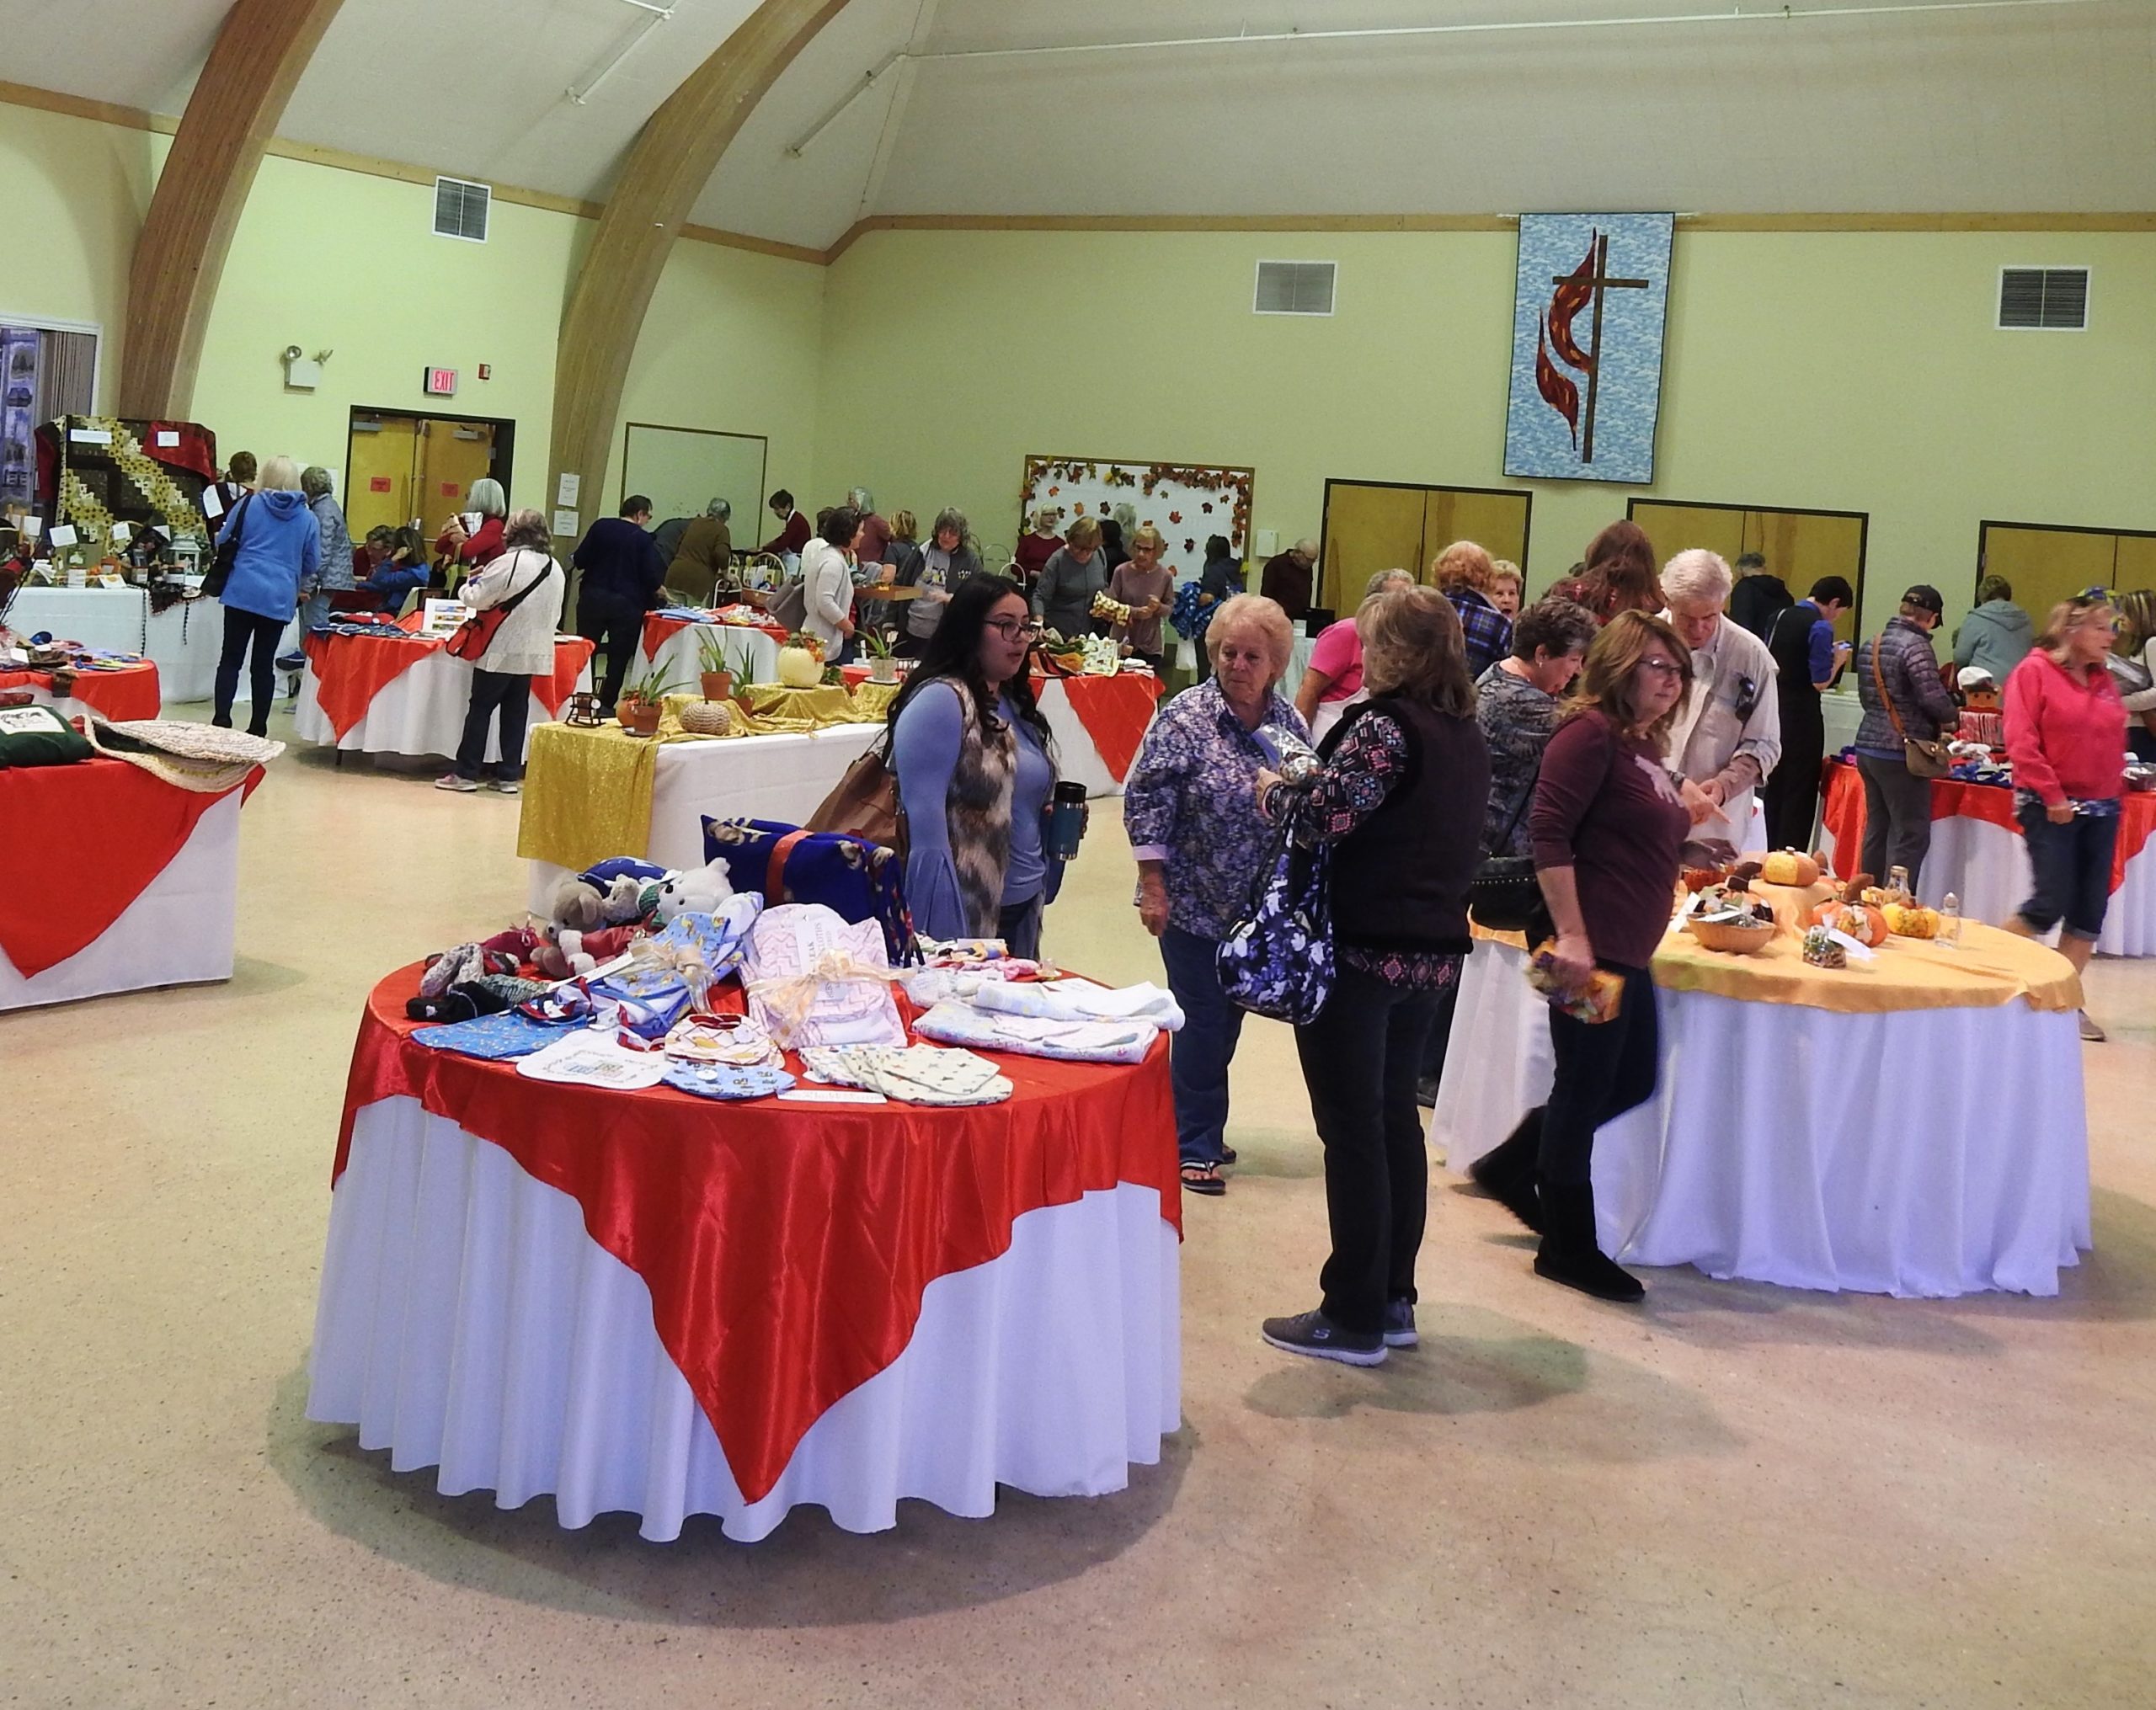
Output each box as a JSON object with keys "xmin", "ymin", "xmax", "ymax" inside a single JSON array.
[{"xmin": 650, "ymin": 856, "xmax": 734, "ymax": 925}]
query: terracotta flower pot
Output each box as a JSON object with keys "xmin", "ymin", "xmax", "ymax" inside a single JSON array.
[
  {"xmin": 700, "ymin": 669, "xmax": 734, "ymax": 702},
  {"xmin": 618, "ymin": 697, "xmax": 663, "ymax": 738}
]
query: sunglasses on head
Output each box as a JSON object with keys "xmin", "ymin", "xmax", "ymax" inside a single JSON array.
[{"xmin": 2073, "ymin": 586, "xmax": 2115, "ymax": 607}]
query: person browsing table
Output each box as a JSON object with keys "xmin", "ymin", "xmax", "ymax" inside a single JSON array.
[
  {"xmin": 1762, "ymin": 576, "xmax": 1854, "ymax": 852},
  {"xmin": 434, "ymin": 477, "xmax": 507, "ymax": 583},
  {"xmin": 211, "ymin": 454, "xmax": 319, "ymax": 736},
  {"xmin": 1107, "ymin": 525, "xmax": 1177, "ymax": 672},
  {"xmin": 1659, "ymin": 548, "xmax": 1782, "ymax": 854},
  {"xmin": 572, "ymin": 496, "xmax": 667, "ymax": 714},
  {"xmin": 1854, "ymin": 583, "xmax": 1957, "ymax": 886},
  {"xmin": 2003, "ymin": 590, "xmax": 2129, "ymax": 1043},
  {"xmin": 435, "ymin": 509, "xmax": 565, "ymax": 796}
]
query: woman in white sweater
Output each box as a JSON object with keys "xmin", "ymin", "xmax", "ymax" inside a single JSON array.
[
  {"xmin": 436, "ymin": 509, "xmax": 566, "ymax": 795},
  {"xmin": 798, "ymin": 504, "xmax": 862, "ymax": 662}
]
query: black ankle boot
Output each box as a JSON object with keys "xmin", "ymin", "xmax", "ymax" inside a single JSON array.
[
  {"xmin": 1533, "ymin": 1179, "xmax": 1644, "ymax": 1302},
  {"xmin": 1469, "ymin": 1110, "xmax": 1545, "ymax": 1233}
]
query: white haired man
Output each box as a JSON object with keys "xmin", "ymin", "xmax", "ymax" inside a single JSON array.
[
  {"xmin": 1659, "ymin": 547, "xmax": 1782, "ymax": 852},
  {"xmin": 1260, "ymin": 536, "xmax": 1320, "ymax": 621}
]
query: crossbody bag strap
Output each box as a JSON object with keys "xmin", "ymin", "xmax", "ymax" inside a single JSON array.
[{"xmin": 1871, "ymin": 628, "xmax": 1910, "ymax": 742}]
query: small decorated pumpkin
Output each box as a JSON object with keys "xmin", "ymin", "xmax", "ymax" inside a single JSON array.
[
  {"xmin": 776, "ymin": 634, "xmax": 825, "ymax": 688},
  {"xmin": 1812, "ymin": 901, "xmax": 1888, "ymax": 947},
  {"xmin": 1881, "ymin": 902, "xmax": 1940, "ymax": 940},
  {"xmin": 1760, "ymin": 849, "xmax": 1822, "ymax": 888}
]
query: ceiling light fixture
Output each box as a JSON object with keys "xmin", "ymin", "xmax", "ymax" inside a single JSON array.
[
  {"xmin": 785, "ymin": 0, "xmax": 2103, "ymax": 155},
  {"xmin": 568, "ymin": 0, "xmax": 677, "ymax": 106}
]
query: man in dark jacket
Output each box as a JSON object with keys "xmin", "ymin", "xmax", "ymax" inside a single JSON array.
[
  {"xmin": 1727, "ymin": 551, "xmax": 1792, "ymax": 642},
  {"xmin": 573, "ymin": 497, "xmax": 666, "ymax": 712}
]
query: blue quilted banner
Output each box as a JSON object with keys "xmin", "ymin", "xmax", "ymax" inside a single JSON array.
[{"xmin": 1503, "ymin": 213, "xmax": 1674, "ymax": 486}]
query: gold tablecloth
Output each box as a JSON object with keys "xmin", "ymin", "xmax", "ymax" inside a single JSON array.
[
  {"xmin": 739, "ymin": 683, "xmax": 886, "ymax": 728},
  {"xmin": 1470, "ymin": 919, "xmax": 2079, "ymax": 1015}
]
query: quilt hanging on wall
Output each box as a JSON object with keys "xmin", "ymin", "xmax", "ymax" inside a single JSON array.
[
  {"xmin": 1019, "ymin": 457, "xmax": 1254, "ymax": 568},
  {"xmin": 1503, "ymin": 212, "xmax": 1674, "ymax": 486}
]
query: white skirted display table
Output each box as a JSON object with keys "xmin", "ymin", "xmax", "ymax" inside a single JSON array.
[
  {"xmin": 295, "ymin": 626, "xmax": 595, "ymax": 764},
  {"xmin": 1433, "ymin": 923, "xmax": 2090, "ymax": 1297},
  {"xmin": 637, "ymin": 612, "xmax": 784, "ymax": 698},
  {"xmin": 308, "ymin": 967, "xmax": 1182, "ymax": 1542},
  {"xmin": 6, "ymin": 583, "xmax": 243, "ymax": 706}
]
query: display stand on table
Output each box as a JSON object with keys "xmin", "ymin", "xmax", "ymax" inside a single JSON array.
[
  {"xmin": 0, "ymin": 758, "xmax": 261, "ymax": 1010},
  {"xmin": 307, "ymin": 965, "xmax": 1182, "ymax": 1542},
  {"xmin": 1819, "ymin": 759, "xmax": 2156, "ymax": 957},
  {"xmin": 1433, "ymin": 920, "xmax": 2089, "ymax": 1297},
  {"xmin": 294, "ymin": 618, "xmax": 594, "ymax": 764}
]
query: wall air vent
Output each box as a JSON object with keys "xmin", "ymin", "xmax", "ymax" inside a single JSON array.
[
  {"xmin": 434, "ymin": 177, "xmax": 492, "ymax": 244},
  {"xmin": 1997, "ymin": 267, "xmax": 2087, "ymax": 330},
  {"xmin": 1255, "ymin": 260, "xmax": 1337, "ymax": 317}
]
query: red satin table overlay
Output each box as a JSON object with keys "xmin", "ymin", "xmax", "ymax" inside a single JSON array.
[
  {"xmin": 1822, "ymin": 760, "xmax": 2156, "ymax": 894},
  {"xmin": 304, "ymin": 630, "xmax": 595, "ymax": 742},
  {"xmin": 0, "ymin": 662, "xmax": 162, "ymax": 722},
  {"xmin": 640, "ymin": 611, "xmax": 787, "ymax": 661},
  {"xmin": 334, "ymin": 967, "xmax": 1180, "ymax": 1505},
  {"xmin": 0, "ymin": 759, "xmax": 261, "ymax": 976},
  {"xmin": 1052, "ymin": 674, "xmax": 1162, "ymax": 784}
]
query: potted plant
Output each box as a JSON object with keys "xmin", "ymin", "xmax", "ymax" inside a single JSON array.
[
  {"xmin": 616, "ymin": 663, "xmax": 684, "ymax": 737},
  {"xmin": 776, "ymin": 631, "xmax": 825, "ymax": 689},
  {"xmin": 859, "ymin": 626, "xmax": 899, "ymax": 685},
  {"xmin": 696, "ymin": 630, "xmax": 751, "ymax": 702}
]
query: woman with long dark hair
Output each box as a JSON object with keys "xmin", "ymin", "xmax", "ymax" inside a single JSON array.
[
  {"xmin": 1550, "ymin": 520, "xmax": 1662, "ymax": 625},
  {"xmin": 888, "ymin": 574, "xmax": 1064, "ymax": 956}
]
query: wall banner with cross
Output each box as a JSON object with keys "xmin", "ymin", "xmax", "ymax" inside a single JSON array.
[{"xmin": 1503, "ymin": 212, "xmax": 1675, "ymax": 486}]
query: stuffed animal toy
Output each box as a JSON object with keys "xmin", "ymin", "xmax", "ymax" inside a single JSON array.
[
  {"xmin": 533, "ymin": 922, "xmax": 644, "ymax": 981},
  {"xmin": 549, "ymin": 875, "xmax": 611, "ymax": 935},
  {"xmin": 651, "ymin": 856, "xmax": 734, "ymax": 925},
  {"xmin": 597, "ymin": 873, "xmax": 651, "ymax": 925},
  {"xmin": 479, "ymin": 925, "xmax": 543, "ymax": 967}
]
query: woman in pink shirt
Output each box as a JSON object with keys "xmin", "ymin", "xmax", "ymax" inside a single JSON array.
[
  {"xmin": 1294, "ymin": 568, "xmax": 1415, "ymax": 743},
  {"xmin": 2004, "ymin": 589, "xmax": 2128, "ymax": 1041}
]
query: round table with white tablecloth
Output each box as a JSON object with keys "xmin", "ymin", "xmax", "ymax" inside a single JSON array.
[
  {"xmin": 6, "ymin": 583, "xmax": 258, "ymax": 705},
  {"xmin": 1433, "ymin": 920, "xmax": 2089, "ymax": 1297}
]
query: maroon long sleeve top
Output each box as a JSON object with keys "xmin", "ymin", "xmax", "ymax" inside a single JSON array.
[{"xmin": 1529, "ymin": 709, "xmax": 1691, "ymax": 969}]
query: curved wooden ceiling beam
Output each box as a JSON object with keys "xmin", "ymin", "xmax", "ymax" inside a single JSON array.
[
  {"xmin": 550, "ymin": 0, "xmax": 849, "ymax": 523},
  {"xmin": 118, "ymin": 0, "xmax": 349, "ymax": 419}
]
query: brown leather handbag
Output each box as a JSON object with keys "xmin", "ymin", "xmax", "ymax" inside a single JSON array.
[
  {"xmin": 1872, "ymin": 630, "xmax": 1951, "ymax": 779},
  {"xmin": 807, "ymin": 729, "xmax": 909, "ymax": 857}
]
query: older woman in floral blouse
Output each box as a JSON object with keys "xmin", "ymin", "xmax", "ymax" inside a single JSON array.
[{"xmin": 1125, "ymin": 593, "xmax": 1310, "ymax": 1196}]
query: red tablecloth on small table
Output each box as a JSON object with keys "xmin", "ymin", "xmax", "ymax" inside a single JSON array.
[
  {"xmin": 334, "ymin": 967, "xmax": 1179, "ymax": 1505},
  {"xmin": 1047, "ymin": 673, "xmax": 1162, "ymax": 783},
  {"xmin": 0, "ymin": 660, "xmax": 162, "ymax": 722},
  {"xmin": 0, "ymin": 758, "xmax": 261, "ymax": 977},
  {"xmin": 302, "ymin": 621, "xmax": 593, "ymax": 743},
  {"xmin": 1822, "ymin": 760, "xmax": 2156, "ymax": 895}
]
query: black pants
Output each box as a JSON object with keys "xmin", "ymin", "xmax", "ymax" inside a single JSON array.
[
  {"xmin": 1294, "ymin": 967, "xmax": 1448, "ymax": 1334},
  {"xmin": 1855, "ymin": 752, "xmax": 1935, "ymax": 887},
  {"xmin": 1416, "ymin": 981, "xmax": 1461, "ymax": 1092},
  {"xmin": 1763, "ymin": 715, "xmax": 1825, "ymax": 852},
  {"xmin": 454, "ymin": 669, "xmax": 531, "ymax": 781},
  {"xmin": 1539, "ymin": 963, "xmax": 1659, "ymax": 1188},
  {"xmin": 576, "ymin": 597, "xmax": 643, "ymax": 711},
  {"xmin": 213, "ymin": 607, "xmax": 284, "ymax": 733},
  {"xmin": 997, "ymin": 894, "xmax": 1043, "ymax": 961},
  {"xmin": 2016, "ymin": 799, "xmax": 2120, "ymax": 940}
]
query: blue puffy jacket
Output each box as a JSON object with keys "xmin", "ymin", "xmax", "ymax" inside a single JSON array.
[{"xmin": 216, "ymin": 489, "xmax": 322, "ymax": 623}]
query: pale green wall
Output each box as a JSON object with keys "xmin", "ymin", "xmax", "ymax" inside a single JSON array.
[
  {"xmin": 0, "ymin": 99, "xmax": 826, "ymax": 535},
  {"xmin": 814, "ymin": 227, "xmax": 2156, "ymax": 633}
]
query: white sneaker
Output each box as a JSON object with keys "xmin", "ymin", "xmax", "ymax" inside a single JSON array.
[
  {"xmin": 434, "ymin": 774, "xmax": 479, "ymax": 793},
  {"xmin": 492, "ymin": 779, "xmax": 521, "ymax": 796}
]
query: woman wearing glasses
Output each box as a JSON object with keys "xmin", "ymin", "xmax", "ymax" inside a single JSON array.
[
  {"xmin": 887, "ymin": 575, "xmax": 1063, "ymax": 958},
  {"xmin": 2003, "ymin": 590, "xmax": 2128, "ymax": 1042},
  {"xmin": 1473, "ymin": 610, "xmax": 1694, "ymax": 1302}
]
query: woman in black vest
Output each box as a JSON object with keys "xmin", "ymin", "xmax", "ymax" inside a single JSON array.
[{"xmin": 1253, "ymin": 585, "xmax": 1491, "ymax": 1366}]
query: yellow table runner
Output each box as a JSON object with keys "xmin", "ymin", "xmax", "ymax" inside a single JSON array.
[
  {"xmin": 738, "ymin": 683, "xmax": 885, "ymax": 728},
  {"xmin": 1471, "ymin": 919, "xmax": 2079, "ymax": 1015}
]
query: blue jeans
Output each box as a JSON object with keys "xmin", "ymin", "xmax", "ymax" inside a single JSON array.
[
  {"xmin": 1158, "ymin": 925, "xmax": 1245, "ymax": 1165},
  {"xmin": 2016, "ymin": 801, "xmax": 2120, "ymax": 940}
]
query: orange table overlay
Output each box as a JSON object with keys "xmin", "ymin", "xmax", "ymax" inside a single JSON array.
[
  {"xmin": 0, "ymin": 759, "xmax": 261, "ymax": 976},
  {"xmin": 1050, "ymin": 673, "xmax": 1161, "ymax": 783},
  {"xmin": 0, "ymin": 661, "xmax": 162, "ymax": 722},
  {"xmin": 303, "ymin": 618, "xmax": 594, "ymax": 742},
  {"xmin": 639, "ymin": 610, "xmax": 788, "ymax": 661},
  {"xmin": 1822, "ymin": 759, "xmax": 2156, "ymax": 895},
  {"xmin": 334, "ymin": 967, "xmax": 1181, "ymax": 1505}
]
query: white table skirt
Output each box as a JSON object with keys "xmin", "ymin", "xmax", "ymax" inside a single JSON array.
[
  {"xmin": 295, "ymin": 654, "xmax": 590, "ymax": 762},
  {"xmin": 1822, "ymin": 811, "xmax": 2155, "ymax": 958},
  {"xmin": 524, "ymin": 723, "xmax": 883, "ymax": 911},
  {"xmin": 0, "ymin": 791, "xmax": 241, "ymax": 1009},
  {"xmin": 1432, "ymin": 939, "xmax": 2090, "ymax": 1297},
  {"xmin": 307, "ymin": 1099, "xmax": 1182, "ymax": 1542},
  {"xmin": 643, "ymin": 620, "xmax": 781, "ymax": 695},
  {"xmin": 7, "ymin": 585, "xmax": 266, "ymax": 705},
  {"xmin": 1036, "ymin": 678, "xmax": 1134, "ymax": 799}
]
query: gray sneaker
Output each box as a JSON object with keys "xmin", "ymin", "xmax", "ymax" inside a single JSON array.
[
  {"xmin": 1261, "ymin": 1309, "xmax": 1386, "ymax": 1366},
  {"xmin": 434, "ymin": 773, "xmax": 479, "ymax": 793},
  {"xmin": 1382, "ymin": 1299, "xmax": 1418, "ymax": 1348},
  {"xmin": 491, "ymin": 779, "xmax": 521, "ymax": 796}
]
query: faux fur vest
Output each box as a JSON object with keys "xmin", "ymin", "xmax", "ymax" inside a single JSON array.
[{"xmin": 948, "ymin": 690, "xmax": 1017, "ymax": 935}]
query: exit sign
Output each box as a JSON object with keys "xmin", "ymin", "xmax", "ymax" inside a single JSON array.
[{"xmin": 424, "ymin": 367, "xmax": 458, "ymax": 397}]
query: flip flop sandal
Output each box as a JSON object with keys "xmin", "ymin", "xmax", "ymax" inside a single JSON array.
[{"xmin": 1180, "ymin": 1161, "xmax": 1226, "ymax": 1196}]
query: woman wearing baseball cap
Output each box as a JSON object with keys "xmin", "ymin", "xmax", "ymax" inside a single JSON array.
[{"xmin": 1852, "ymin": 584, "xmax": 1957, "ymax": 886}]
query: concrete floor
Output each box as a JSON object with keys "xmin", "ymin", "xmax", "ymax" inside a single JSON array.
[{"xmin": 3, "ymin": 703, "xmax": 2153, "ymax": 1709}]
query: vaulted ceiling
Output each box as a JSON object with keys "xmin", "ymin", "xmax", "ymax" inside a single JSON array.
[{"xmin": 7, "ymin": 0, "xmax": 2153, "ymax": 253}]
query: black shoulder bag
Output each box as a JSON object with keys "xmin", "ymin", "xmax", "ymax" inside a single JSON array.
[
  {"xmin": 203, "ymin": 493, "xmax": 253, "ymax": 599},
  {"xmin": 1468, "ymin": 777, "xmax": 1550, "ymax": 935}
]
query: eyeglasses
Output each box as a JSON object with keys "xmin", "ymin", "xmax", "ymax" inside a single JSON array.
[
  {"xmin": 1638, "ymin": 657, "xmax": 1685, "ymax": 678},
  {"xmin": 985, "ymin": 617, "xmax": 1044, "ymax": 640}
]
